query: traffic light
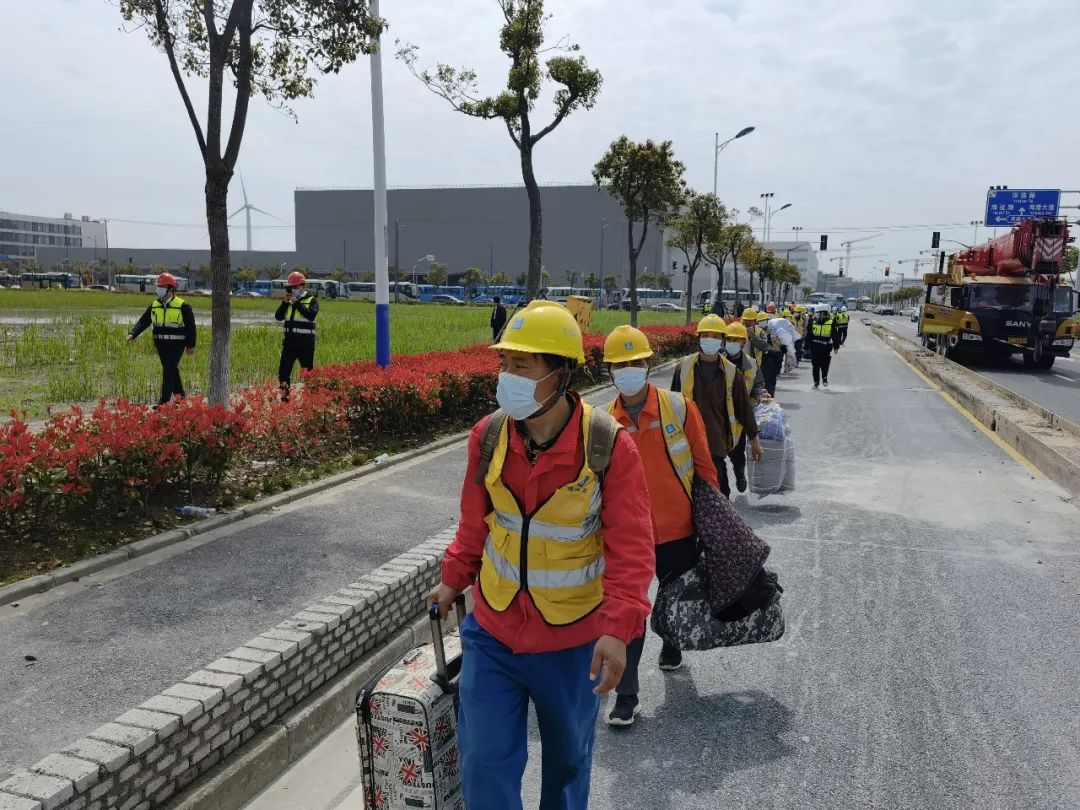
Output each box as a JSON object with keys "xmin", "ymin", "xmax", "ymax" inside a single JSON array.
[
  {"xmin": 931, "ymin": 231, "xmax": 940, "ymax": 249},
  {"xmin": 885, "ymin": 267, "xmax": 890, "ymax": 276},
  {"xmin": 820, "ymin": 235, "xmax": 828, "ymax": 251},
  {"xmin": 672, "ymin": 261, "xmax": 677, "ymax": 271}
]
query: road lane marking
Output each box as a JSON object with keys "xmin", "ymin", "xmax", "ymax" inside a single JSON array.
[
  {"xmin": 1054, "ymin": 373, "xmax": 1073, "ymax": 381},
  {"xmin": 887, "ymin": 346, "xmax": 1046, "ymax": 480}
]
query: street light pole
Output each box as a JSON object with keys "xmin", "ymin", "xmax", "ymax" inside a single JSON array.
[
  {"xmin": 713, "ymin": 126, "xmax": 755, "ymax": 196},
  {"xmin": 369, "ymin": 0, "xmax": 390, "ymax": 368},
  {"xmin": 394, "ymin": 219, "xmax": 401, "ymax": 303}
]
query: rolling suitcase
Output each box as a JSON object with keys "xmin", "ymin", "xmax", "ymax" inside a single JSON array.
[{"xmin": 356, "ymin": 597, "xmax": 467, "ymax": 810}]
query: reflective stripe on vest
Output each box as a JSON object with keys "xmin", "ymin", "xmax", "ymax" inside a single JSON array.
[
  {"xmin": 606, "ymin": 388, "xmax": 694, "ymax": 498},
  {"xmin": 284, "ymin": 295, "xmax": 317, "ymax": 335},
  {"xmin": 679, "ymin": 354, "xmax": 743, "ymax": 445},
  {"xmin": 151, "ymin": 297, "xmax": 186, "ymax": 340},
  {"xmin": 478, "ymin": 402, "xmax": 609, "ymax": 626},
  {"xmin": 738, "ymin": 354, "xmax": 760, "ymax": 393},
  {"xmin": 812, "ymin": 320, "xmax": 833, "ymax": 339}
]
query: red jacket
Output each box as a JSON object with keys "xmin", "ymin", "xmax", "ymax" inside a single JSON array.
[{"xmin": 442, "ymin": 396, "xmax": 655, "ymax": 653}]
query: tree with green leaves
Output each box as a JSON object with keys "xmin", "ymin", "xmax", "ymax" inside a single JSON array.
[
  {"xmin": 463, "ymin": 266, "xmax": 486, "ymax": 300},
  {"xmin": 724, "ymin": 221, "xmax": 757, "ymax": 310},
  {"xmin": 398, "ymin": 0, "xmax": 601, "ymax": 302},
  {"xmin": 1062, "ymin": 246, "xmax": 1078, "ymax": 277},
  {"xmin": 119, "ymin": 0, "xmax": 382, "ymax": 404},
  {"xmin": 584, "ymin": 272, "xmax": 598, "ymax": 291},
  {"xmin": 515, "ymin": 272, "xmax": 528, "ymax": 287},
  {"xmin": 197, "ymin": 265, "xmax": 212, "ymax": 284},
  {"xmin": 236, "ymin": 265, "xmax": 258, "ymax": 284},
  {"xmin": 427, "ymin": 261, "xmax": 449, "ymax": 286},
  {"xmin": 540, "ymin": 268, "xmax": 551, "ymax": 291},
  {"xmin": 330, "ymin": 267, "xmax": 347, "ymax": 283},
  {"xmin": 667, "ymin": 191, "xmax": 728, "ymax": 324},
  {"xmin": 492, "ymin": 270, "xmax": 511, "ymax": 285},
  {"xmin": 264, "ymin": 265, "xmax": 282, "ymax": 280},
  {"xmin": 800, "ymin": 285, "xmax": 814, "ymax": 301},
  {"xmin": 593, "ymin": 137, "xmax": 686, "ymax": 326},
  {"xmin": 567, "ymin": 269, "xmax": 579, "ymax": 290}
]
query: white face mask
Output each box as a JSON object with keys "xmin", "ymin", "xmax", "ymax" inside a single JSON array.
[
  {"xmin": 496, "ymin": 369, "xmax": 557, "ymax": 421},
  {"xmin": 291, "ymin": 288, "xmax": 304, "ymax": 298},
  {"xmin": 156, "ymin": 287, "xmax": 169, "ymax": 298},
  {"xmin": 724, "ymin": 342, "xmax": 744, "ymax": 357},
  {"xmin": 612, "ymin": 366, "xmax": 648, "ymax": 397},
  {"xmin": 699, "ymin": 337, "xmax": 724, "ymax": 356}
]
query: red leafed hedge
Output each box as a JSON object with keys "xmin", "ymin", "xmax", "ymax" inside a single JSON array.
[{"xmin": 0, "ymin": 326, "xmax": 695, "ymax": 540}]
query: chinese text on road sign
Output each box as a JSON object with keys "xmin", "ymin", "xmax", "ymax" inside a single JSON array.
[{"xmin": 984, "ymin": 189, "xmax": 1060, "ymax": 227}]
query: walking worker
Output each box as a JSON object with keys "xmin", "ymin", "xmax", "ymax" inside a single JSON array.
[
  {"xmin": 602, "ymin": 326, "xmax": 718, "ymax": 727},
  {"xmin": 430, "ymin": 301, "xmax": 654, "ymax": 810},
  {"xmin": 836, "ymin": 305, "xmax": 850, "ymax": 345},
  {"xmin": 274, "ymin": 271, "xmax": 318, "ymax": 399},
  {"xmin": 724, "ymin": 322, "xmax": 770, "ymax": 405},
  {"xmin": 809, "ymin": 304, "xmax": 842, "ymax": 389},
  {"xmin": 490, "ymin": 294, "xmax": 508, "ymax": 342},
  {"xmin": 126, "ymin": 272, "xmax": 195, "ymax": 405},
  {"xmin": 793, "ymin": 305, "xmax": 808, "ymax": 365},
  {"xmin": 757, "ymin": 312, "xmax": 785, "ymax": 397},
  {"xmin": 741, "ymin": 307, "xmax": 766, "ymax": 365},
  {"xmin": 672, "ymin": 313, "xmax": 763, "ymax": 497}
]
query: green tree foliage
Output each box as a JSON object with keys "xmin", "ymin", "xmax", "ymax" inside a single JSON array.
[
  {"xmin": 427, "ymin": 261, "xmax": 449, "ymax": 286},
  {"xmin": 593, "ymin": 137, "xmax": 686, "ymax": 326},
  {"xmin": 120, "ymin": 0, "xmax": 382, "ymax": 404},
  {"xmin": 491, "ymin": 271, "xmax": 511, "ymax": 285},
  {"xmin": 463, "ymin": 266, "xmax": 486, "ymax": 299},
  {"xmin": 264, "ymin": 265, "xmax": 282, "ymax": 280},
  {"xmin": 397, "ymin": 0, "xmax": 600, "ymax": 302},
  {"xmin": 667, "ymin": 191, "xmax": 728, "ymax": 324}
]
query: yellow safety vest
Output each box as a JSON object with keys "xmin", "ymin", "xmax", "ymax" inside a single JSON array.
[
  {"xmin": 737, "ymin": 353, "xmax": 760, "ymax": 394},
  {"xmin": 150, "ymin": 296, "xmax": 186, "ymax": 340},
  {"xmin": 811, "ymin": 319, "xmax": 833, "ymax": 341},
  {"xmin": 284, "ymin": 294, "xmax": 317, "ymax": 335},
  {"xmin": 607, "ymin": 387, "xmax": 694, "ymax": 499},
  {"xmin": 678, "ymin": 354, "xmax": 743, "ymax": 445},
  {"xmin": 478, "ymin": 402, "xmax": 612, "ymax": 626}
]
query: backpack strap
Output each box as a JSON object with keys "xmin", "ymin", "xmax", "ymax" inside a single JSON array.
[
  {"xmin": 585, "ymin": 406, "xmax": 622, "ymax": 480},
  {"xmin": 473, "ymin": 410, "xmax": 509, "ymax": 485}
]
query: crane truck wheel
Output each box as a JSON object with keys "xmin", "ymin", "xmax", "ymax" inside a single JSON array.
[{"xmin": 1036, "ymin": 354, "xmax": 1056, "ymax": 371}]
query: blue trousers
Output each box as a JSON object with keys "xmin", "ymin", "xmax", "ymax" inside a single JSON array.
[{"xmin": 458, "ymin": 614, "xmax": 600, "ymax": 810}]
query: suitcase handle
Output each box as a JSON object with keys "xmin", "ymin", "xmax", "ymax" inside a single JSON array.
[{"xmin": 430, "ymin": 594, "xmax": 466, "ymax": 692}]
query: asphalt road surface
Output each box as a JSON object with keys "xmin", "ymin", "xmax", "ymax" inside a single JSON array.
[
  {"xmin": 866, "ymin": 312, "xmax": 1080, "ymax": 424},
  {"xmin": 0, "ymin": 370, "xmax": 672, "ymax": 780},
  {"xmin": 245, "ymin": 321, "xmax": 1080, "ymax": 810}
]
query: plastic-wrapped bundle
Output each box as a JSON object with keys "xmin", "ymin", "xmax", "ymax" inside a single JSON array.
[
  {"xmin": 748, "ymin": 435, "xmax": 795, "ymax": 496},
  {"xmin": 753, "ymin": 401, "xmax": 789, "ymax": 442},
  {"xmin": 650, "ymin": 564, "xmax": 785, "ymax": 650}
]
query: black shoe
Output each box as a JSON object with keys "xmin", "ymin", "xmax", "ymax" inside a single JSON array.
[
  {"xmin": 607, "ymin": 695, "xmax": 640, "ymax": 727},
  {"xmin": 658, "ymin": 644, "xmax": 683, "ymax": 672},
  {"xmin": 823, "ymin": 380, "xmax": 829, "ymax": 388},
  {"xmin": 736, "ymin": 474, "xmax": 747, "ymax": 493},
  {"xmin": 813, "ymin": 382, "xmax": 820, "ymax": 390}
]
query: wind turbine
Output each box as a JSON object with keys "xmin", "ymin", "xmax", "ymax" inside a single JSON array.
[{"xmin": 229, "ymin": 175, "xmax": 280, "ymax": 251}]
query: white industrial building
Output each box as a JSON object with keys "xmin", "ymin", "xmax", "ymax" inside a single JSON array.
[{"xmin": 0, "ymin": 211, "xmax": 107, "ymax": 265}]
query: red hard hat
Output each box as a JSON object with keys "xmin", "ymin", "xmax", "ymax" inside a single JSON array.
[
  {"xmin": 287, "ymin": 271, "xmax": 306, "ymax": 288},
  {"xmin": 156, "ymin": 272, "xmax": 177, "ymax": 288},
  {"xmin": 766, "ymin": 303, "xmax": 777, "ymax": 313}
]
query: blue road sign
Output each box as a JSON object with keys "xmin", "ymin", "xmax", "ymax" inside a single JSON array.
[{"xmin": 984, "ymin": 188, "xmax": 1060, "ymax": 227}]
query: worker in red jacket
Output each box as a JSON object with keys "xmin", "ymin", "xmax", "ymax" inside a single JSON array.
[
  {"xmin": 603, "ymin": 325, "xmax": 719, "ymax": 727},
  {"xmin": 431, "ymin": 301, "xmax": 654, "ymax": 810}
]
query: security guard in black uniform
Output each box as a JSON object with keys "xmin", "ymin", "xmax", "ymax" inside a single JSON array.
[
  {"xmin": 126, "ymin": 272, "xmax": 196, "ymax": 405},
  {"xmin": 275, "ymin": 271, "xmax": 319, "ymax": 399},
  {"xmin": 809, "ymin": 305, "xmax": 841, "ymax": 389}
]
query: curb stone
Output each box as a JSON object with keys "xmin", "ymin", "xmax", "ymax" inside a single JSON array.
[{"xmin": 1, "ymin": 358, "xmax": 680, "ymax": 607}]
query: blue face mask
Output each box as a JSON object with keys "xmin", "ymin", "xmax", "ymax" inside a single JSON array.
[
  {"xmin": 496, "ymin": 369, "xmax": 557, "ymax": 421},
  {"xmin": 699, "ymin": 337, "xmax": 724, "ymax": 356},
  {"xmin": 724, "ymin": 342, "xmax": 744, "ymax": 357},
  {"xmin": 156, "ymin": 287, "xmax": 169, "ymax": 298}
]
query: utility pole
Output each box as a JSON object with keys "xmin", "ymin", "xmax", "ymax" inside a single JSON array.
[{"xmin": 369, "ymin": 0, "xmax": 390, "ymax": 368}]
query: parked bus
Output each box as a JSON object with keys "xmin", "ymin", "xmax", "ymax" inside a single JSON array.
[
  {"xmin": 112, "ymin": 274, "xmax": 192, "ymax": 293},
  {"xmin": 614, "ymin": 288, "xmax": 685, "ymax": 311},
  {"xmin": 345, "ymin": 281, "xmax": 420, "ymax": 301},
  {"xmin": 474, "ymin": 285, "xmax": 528, "ymax": 305},
  {"xmin": 268, "ymin": 278, "xmax": 343, "ymax": 299},
  {"xmin": 20, "ymin": 271, "xmax": 84, "ymax": 290},
  {"xmin": 697, "ymin": 289, "xmax": 753, "ymax": 314},
  {"xmin": 546, "ymin": 286, "xmax": 606, "ymax": 304}
]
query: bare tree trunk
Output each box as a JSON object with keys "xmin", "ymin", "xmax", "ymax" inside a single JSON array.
[
  {"xmin": 205, "ymin": 170, "xmax": 232, "ymax": 405},
  {"xmin": 627, "ymin": 218, "xmax": 638, "ymax": 327},
  {"xmin": 684, "ymin": 265, "xmax": 695, "ymax": 326},
  {"xmin": 519, "ymin": 140, "xmax": 543, "ymax": 301}
]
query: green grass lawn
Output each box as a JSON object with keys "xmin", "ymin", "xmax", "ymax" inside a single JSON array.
[{"xmin": 0, "ymin": 290, "xmax": 687, "ymax": 417}]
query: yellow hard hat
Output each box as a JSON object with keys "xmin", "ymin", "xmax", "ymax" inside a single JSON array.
[
  {"xmin": 697, "ymin": 313, "xmax": 727, "ymax": 334},
  {"xmin": 782, "ymin": 308, "xmax": 792, "ymax": 317},
  {"xmin": 741, "ymin": 307, "xmax": 758, "ymax": 321},
  {"xmin": 492, "ymin": 300, "xmax": 585, "ymax": 363},
  {"xmin": 725, "ymin": 322, "xmax": 749, "ymax": 341},
  {"xmin": 603, "ymin": 325, "xmax": 653, "ymax": 363},
  {"xmin": 756, "ymin": 312, "xmax": 770, "ymax": 322},
  {"xmin": 795, "ymin": 305, "xmax": 807, "ymax": 313}
]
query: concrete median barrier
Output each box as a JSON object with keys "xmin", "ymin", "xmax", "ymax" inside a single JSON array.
[{"xmin": 871, "ymin": 323, "xmax": 1080, "ymax": 498}]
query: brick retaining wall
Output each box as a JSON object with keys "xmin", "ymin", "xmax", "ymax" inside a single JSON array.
[{"xmin": 0, "ymin": 528, "xmax": 456, "ymax": 810}]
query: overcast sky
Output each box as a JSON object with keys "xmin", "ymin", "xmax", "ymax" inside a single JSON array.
[{"xmin": 4, "ymin": 0, "xmax": 1079, "ymax": 281}]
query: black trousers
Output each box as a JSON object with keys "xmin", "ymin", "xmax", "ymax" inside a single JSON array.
[
  {"xmin": 811, "ymin": 344, "xmax": 833, "ymax": 385},
  {"xmin": 279, "ymin": 336, "xmax": 316, "ymax": 391},
  {"xmin": 617, "ymin": 536, "xmax": 701, "ymax": 696},
  {"xmin": 838, "ymin": 325, "xmax": 849, "ymax": 345},
  {"xmin": 761, "ymin": 352, "xmax": 782, "ymax": 397},
  {"xmin": 491, "ymin": 324, "xmax": 505, "ymax": 342},
  {"xmin": 793, "ymin": 338, "xmax": 804, "ymax": 363},
  {"xmin": 155, "ymin": 343, "xmax": 186, "ymax": 405}
]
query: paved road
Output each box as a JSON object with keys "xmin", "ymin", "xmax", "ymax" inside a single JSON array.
[
  {"xmin": 866, "ymin": 313, "xmax": 1080, "ymax": 424},
  {"xmin": 245, "ymin": 321, "xmax": 1080, "ymax": 810},
  {"xmin": 0, "ymin": 372, "xmax": 671, "ymax": 780}
]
